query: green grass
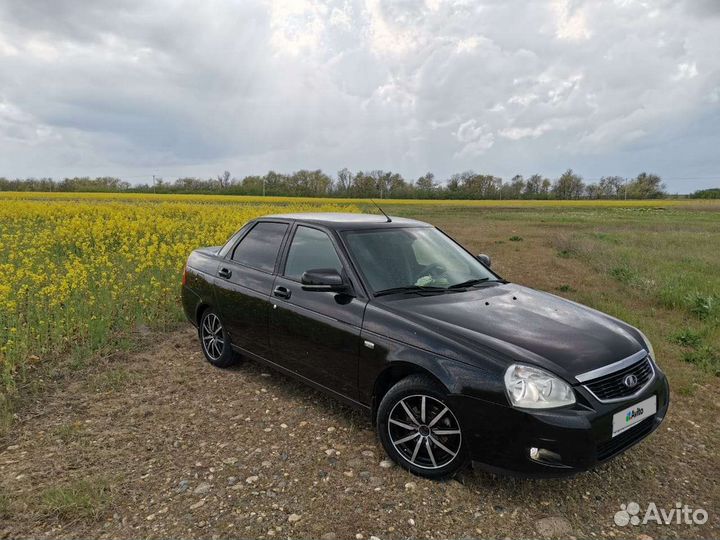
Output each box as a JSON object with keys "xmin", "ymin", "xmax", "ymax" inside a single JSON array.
[
  {"xmin": 0, "ymin": 489, "xmax": 11, "ymax": 519},
  {"xmin": 609, "ymin": 264, "xmax": 638, "ymax": 285},
  {"xmin": 683, "ymin": 346, "xmax": 719, "ymax": 375},
  {"xmin": 0, "ymin": 393, "xmax": 11, "ymax": 436},
  {"xmin": 40, "ymin": 478, "xmax": 113, "ymax": 520},
  {"xmin": 88, "ymin": 367, "xmax": 134, "ymax": 392},
  {"xmin": 686, "ymin": 292, "xmax": 718, "ymax": 320},
  {"xmin": 556, "ymin": 284, "xmax": 577, "ymax": 293},
  {"xmin": 54, "ymin": 422, "xmax": 85, "ymax": 443},
  {"xmin": 670, "ymin": 328, "xmax": 704, "ymax": 348}
]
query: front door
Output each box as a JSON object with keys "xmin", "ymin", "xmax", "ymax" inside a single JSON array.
[
  {"xmin": 269, "ymin": 225, "xmax": 366, "ymax": 400},
  {"xmin": 216, "ymin": 220, "xmax": 288, "ymax": 359}
]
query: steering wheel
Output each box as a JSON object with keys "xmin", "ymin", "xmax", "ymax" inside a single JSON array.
[{"xmin": 414, "ymin": 262, "xmax": 447, "ymax": 284}]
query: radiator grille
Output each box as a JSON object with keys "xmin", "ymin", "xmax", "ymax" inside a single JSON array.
[{"xmin": 584, "ymin": 356, "xmax": 653, "ymax": 401}]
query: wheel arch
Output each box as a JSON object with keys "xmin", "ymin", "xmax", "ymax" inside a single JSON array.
[
  {"xmin": 195, "ymin": 303, "xmax": 211, "ymax": 326},
  {"xmin": 371, "ymin": 362, "xmax": 449, "ymax": 424}
]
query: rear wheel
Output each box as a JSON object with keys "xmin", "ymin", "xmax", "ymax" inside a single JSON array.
[
  {"xmin": 199, "ymin": 309, "xmax": 239, "ymax": 368},
  {"xmin": 377, "ymin": 375, "xmax": 467, "ymax": 479}
]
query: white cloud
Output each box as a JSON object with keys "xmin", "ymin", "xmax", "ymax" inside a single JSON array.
[
  {"xmin": 499, "ymin": 124, "xmax": 553, "ymax": 140},
  {"xmin": 552, "ymin": 0, "xmax": 591, "ymax": 41},
  {"xmin": 673, "ymin": 62, "xmax": 698, "ymax": 81},
  {"xmin": 455, "ymin": 119, "xmax": 485, "ymax": 143},
  {"xmin": 508, "ymin": 93, "xmax": 539, "ymax": 106},
  {"xmin": 0, "ymin": 0, "xmax": 719, "ymax": 191},
  {"xmin": 456, "ymin": 36, "xmax": 480, "ymax": 53},
  {"xmin": 268, "ymin": 0, "xmax": 328, "ymax": 56},
  {"xmin": 364, "ymin": 0, "xmax": 420, "ymax": 56},
  {"xmin": 425, "ymin": 0, "xmax": 442, "ymax": 12},
  {"xmin": 0, "ymin": 33, "xmax": 18, "ymax": 56},
  {"xmin": 454, "ymin": 119, "xmax": 494, "ymax": 156},
  {"xmin": 25, "ymin": 38, "xmax": 61, "ymax": 61},
  {"xmin": 329, "ymin": 5, "xmax": 352, "ymax": 29},
  {"xmin": 456, "ymin": 133, "xmax": 495, "ymax": 157},
  {"xmin": 371, "ymin": 78, "xmax": 416, "ymax": 110}
]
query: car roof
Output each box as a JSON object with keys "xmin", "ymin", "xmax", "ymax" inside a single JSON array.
[{"xmin": 261, "ymin": 212, "xmax": 431, "ymax": 230}]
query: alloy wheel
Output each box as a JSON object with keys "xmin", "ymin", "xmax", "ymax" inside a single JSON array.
[
  {"xmin": 387, "ymin": 394, "xmax": 462, "ymax": 470},
  {"xmin": 201, "ymin": 312, "xmax": 225, "ymax": 361}
]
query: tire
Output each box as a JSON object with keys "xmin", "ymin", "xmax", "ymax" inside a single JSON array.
[
  {"xmin": 377, "ymin": 374, "xmax": 468, "ymax": 480},
  {"xmin": 198, "ymin": 308, "xmax": 240, "ymax": 368}
]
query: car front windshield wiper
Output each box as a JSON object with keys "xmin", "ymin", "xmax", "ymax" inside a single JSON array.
[
  {"xmin": 374, "ymin": 285, "xmax": 453, "ymax": 297},
  {"xmin": 447, "ymin": 277, "xmax": 494, "ymax": 289}
]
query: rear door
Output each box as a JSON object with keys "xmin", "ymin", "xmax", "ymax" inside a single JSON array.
[
  {"xmin": 215, "ymin": 220, "xmax": 289, "ymax": 360},
  {"xmin": 269, "ymin": 224, "xmax": 367, "ymax": 400}
]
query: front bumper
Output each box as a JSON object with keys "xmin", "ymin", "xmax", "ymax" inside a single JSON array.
[{"xmin": 449, "ymin": 367, "xmax": 670, "ymax": 477}]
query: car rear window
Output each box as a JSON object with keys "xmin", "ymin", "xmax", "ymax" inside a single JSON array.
[{"xmin": 232, "ymin": 222, "xmax": 288, "ymax": 272}]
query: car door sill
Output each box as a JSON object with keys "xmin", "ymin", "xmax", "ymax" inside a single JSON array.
[{"xmin": 230, "ymin": 344, "xmax": 370, "ymax": 413}]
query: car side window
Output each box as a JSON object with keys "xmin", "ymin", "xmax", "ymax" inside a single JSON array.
[
  {"xmin": 231, "ymin": 222, "xmax": 288, "ymax": 272},
  {"xmin": 284, "ymin": 226, "xmax": 343, "ymax": 281}
]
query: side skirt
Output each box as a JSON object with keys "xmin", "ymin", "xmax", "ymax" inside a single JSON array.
[{"xmin": 230, "ymin": 344, "xmax": 372, "ymax": 415}]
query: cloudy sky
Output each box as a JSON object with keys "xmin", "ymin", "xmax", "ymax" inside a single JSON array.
[{"xmin": 1, "ymin": 0, "xmax": 719, "ymax": 192}]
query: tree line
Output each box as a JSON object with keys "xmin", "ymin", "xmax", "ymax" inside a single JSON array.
[
  {"xmin": 0, "ymin": 169, "xmax": 673, "ymax": 199},
  {"xmin": 690, "ymin": 188, "xmax": 720, "ymax": 199}
]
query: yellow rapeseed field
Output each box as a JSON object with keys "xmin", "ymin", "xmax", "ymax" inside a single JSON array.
[{"xmin": 0, "ymin": 193, "xmax": 357, "ymax": 389}]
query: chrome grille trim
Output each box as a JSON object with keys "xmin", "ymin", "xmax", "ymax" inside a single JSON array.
[
  {"xmin": 575, "ymin": 349, "xmax": 648, "ymax": 383},
  {"xmin": 583, "ymin": 357, "xmax": 655, "ymax": 404}
]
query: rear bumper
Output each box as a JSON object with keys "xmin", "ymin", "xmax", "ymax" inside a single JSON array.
[{"xmin": 451, "ymin": 368, "xmax": 670, "ymax": 477}]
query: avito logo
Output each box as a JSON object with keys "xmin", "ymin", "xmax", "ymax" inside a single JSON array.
[
  {"xmin": 626, "ymin": 406, "xmax": 644, "ymax": 423},
  {"xmin": 614, "ymin": 501, "xmax": 709, "ymax": 526}
]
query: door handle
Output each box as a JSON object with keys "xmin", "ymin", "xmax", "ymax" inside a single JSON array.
[
  {"xmin": 218, "ymin": 267, "xmax": 232, "ymax": 279},
  {"xmin": 273, "ymin": 286, "xmax": 291, "ymax": 299}
]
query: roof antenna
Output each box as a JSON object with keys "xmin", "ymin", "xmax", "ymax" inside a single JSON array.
[{"xmin": 370, "ymin": 199, "xmax": 392, "ymax": 223}]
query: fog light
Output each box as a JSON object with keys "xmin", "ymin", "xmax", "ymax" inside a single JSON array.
[{"xmin": 529, "ymin": 447, "xmax": 563, "ymax": 465}]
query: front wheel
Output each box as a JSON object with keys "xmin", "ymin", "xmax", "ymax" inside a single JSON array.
[
  {"xmin": 198, "ymin": 309, "xmax": 240, "ymax": 368},
  {"xmin": 377, "ymin": 375, "xmax": 468, "ymax": 479}
]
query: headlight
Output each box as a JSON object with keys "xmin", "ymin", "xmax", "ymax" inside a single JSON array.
[
  {"xmin": 636, "ymin": 329, "xmax": 655, "ymax": 361},
  {"xmin": 504, "ymin": 364, "xmax": 576, "ymax": 409}
]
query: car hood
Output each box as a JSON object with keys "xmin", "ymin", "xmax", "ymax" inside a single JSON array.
[{"xmin": 380, "ymin": 283, "xmax": 645, "ymax": 380}]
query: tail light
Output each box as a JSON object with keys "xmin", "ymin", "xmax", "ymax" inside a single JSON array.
[{"xmin": 181, "ymin": 265, "xmax": 188, "ymax": 285}]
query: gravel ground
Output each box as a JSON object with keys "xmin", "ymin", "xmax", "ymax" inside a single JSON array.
[{"xmin": 1, "ymin": 328, "xmax": 718, "ymax": 539}]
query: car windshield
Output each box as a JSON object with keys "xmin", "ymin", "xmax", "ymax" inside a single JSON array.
[{"xmin": 343, "ymin": 227, "xmax": 497, "ymax": 295}]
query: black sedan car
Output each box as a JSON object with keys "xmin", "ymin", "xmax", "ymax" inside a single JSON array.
[{"xmin": 181, "ymin": 213, "xmax": 669, "ymax": 479}]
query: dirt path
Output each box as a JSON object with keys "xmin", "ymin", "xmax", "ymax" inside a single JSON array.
[{"xmin": 1, "ymin": 327, "xmax": 718, "ymax": 539}]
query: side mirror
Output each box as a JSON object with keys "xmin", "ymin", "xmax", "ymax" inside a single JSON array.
[
  {"xmin": 476, "ymin": 254, "xmax": 491, "ymax": 267},
  {"xmin": 301, "ymin": 268, "xmax": 349, "ymax": 292}
]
